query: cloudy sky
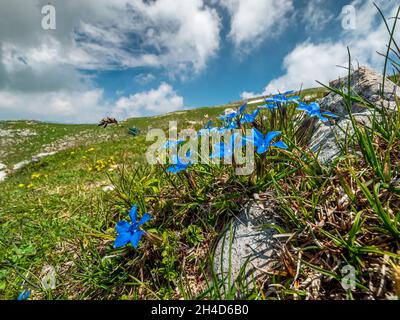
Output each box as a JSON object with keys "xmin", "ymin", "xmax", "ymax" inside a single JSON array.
[{"xmin": 0, "ymin": 0, "xmax": 398, "ymax": 123}]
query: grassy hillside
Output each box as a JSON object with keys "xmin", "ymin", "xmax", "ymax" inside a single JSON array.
[
  {"xmin": 0, "ymin": 90, "xmax": 332, "ymax": 299},
  {"xmin": 2, "ymin": 79, "xmax": 399, "ymax": 300},
  {"xmin": 0, "ymin": 86, "xmax": 327, "ymax": 167}
]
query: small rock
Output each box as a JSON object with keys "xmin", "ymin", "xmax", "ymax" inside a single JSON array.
[
  {"xmin": 13, "ymin": 160, "xmax": 31, "ymax": 171},
  {"xmin": 224, "ymin": 108, "xmax": 236, "ymax": 115},
  {"xmin": 247, "ymin": 98, "xmax": 265, "ymax": 105},
  {"xmin": 102, "ymin": 185, "xmax": 115, "ymax": 192},
  {"xmin": 32, "ymin": 152, "xmax": 57, "ymax": 162},
  {"xmin": 8, "ymin": 151, "xmax": 58, "ymax": 177},
  {"xmin": 213, "ymin": 201, "xmax": 282, "ymax": 285},
  {"xmin": 303, "ymin": 94, "xmax": 316, "ymax": 102},
  {"xmin": 0, "ymin": 172, "xmax": 7, "ymax": 182},
  {"xmin": 0, "ymin": 129, "xmax": 37, "ymax": 138},
  {"xmin": 0, "ymin": 163, "xmax": 8, "ymax": 182}
]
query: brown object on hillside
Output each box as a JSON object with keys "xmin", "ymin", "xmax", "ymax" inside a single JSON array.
[{"xmin": 98, "ymin": 117, "xmax": 118, "ymax": 128}]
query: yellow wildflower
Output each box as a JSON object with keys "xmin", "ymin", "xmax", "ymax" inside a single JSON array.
[{"xmin": 31, "ymin": 173, "xmax": 41, "ymax": 179}]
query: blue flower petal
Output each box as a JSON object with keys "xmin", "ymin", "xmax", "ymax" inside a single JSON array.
[
  {"xmin": 283, "ymin": 90, "xmax": 295, "ymax": 95},
  {"xmin": 239, "ymin": 103, "xmax": 247, "ymax": 114},
  {"xmin": 265, "ymin": 131, "xmax": 282, "ymax": 145},
  {"xmin": 129, "ymin": 204, "xmax": 138, "ymax": 222},
  {"xmin": 297, "ymin": 102, "xmax": 311, "ymax": 110},
  {"xmin": 317, "ymin": 114, "xmax": 329, "ymax": 122},
  {"xmin": 116, "ymin": 220, "xmax": 130, "ymax": 233},
  {"xmin": 251, "ymin": 128, "xmax": 264, "ymax": 145},
  {"xmin": 257, "ymin": 145, "xmax": 268, "ymax": 154},
  {"xmin": 166, "ymin": 163, "xmax": 189, "ymax": 174},
  {"xmin": 271, "ymin": 141, "xmax": 288, "ymax": 149},
  {"xmin": 130, "ymin": 230, "xmax": 144, "ymax": 249},
  {"xmin": 166, "ymin": 165, "xmax": 180, "ymax": 174},
  {"xmin": 138, "ymin": 213, "xmax": 152, "ymax": 227},
  {"xmin": 18, "ymin": 290, "xmax": 31, "ymax": 301},
  {"xmin": 114, "ymin": 231, "xmax": 131, "ymax": 248}
]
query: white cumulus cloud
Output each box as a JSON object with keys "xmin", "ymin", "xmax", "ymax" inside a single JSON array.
[
  {"xmin": 218, "ymin": 0, "xmax": 294, "ymax": 51},
  {"xmin": 111, "ymin": 83, "xmax": 184, "ymax": 119}
]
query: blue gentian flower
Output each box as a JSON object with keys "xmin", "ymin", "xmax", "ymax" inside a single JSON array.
[
  {"xmin": 249, "ymin": 128, "xmax": 288, "ymax": 154},
  {"xmin": 265, "ymin": 92, "xmax": 300, "ymax": 105},
  {"xmin": 297, "ymin": 102, "xmax": 337, "ymax": 122},
  {"xmin": 114, "ymin": 204, "xmax": 151, "ymax": 249},
  {"xmin": 166, "ymin": 161, "xmax": 191, "ymax": 174},
  {"xmin": 240, "ymin": 109, "xmax": 260, "ymax": 124},
  {"xmin": 166, "ymin": 151, "xmax": 192, "ymax": 174},
  {"xmin": 17, "ymin": 290, "xmax": 31, "ymax": 300}
]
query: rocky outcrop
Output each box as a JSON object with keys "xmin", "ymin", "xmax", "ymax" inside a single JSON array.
[
  {"xmin": 0, "ymin": 151, "xmax": 58, "ymax": 183},
  {"xmin": 310, "ymin": 66, "xmax": 400, "ymax": 164},
  {"xmin": 323, "ymin": 67, "xmax": 399, "ymax": 116}
]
